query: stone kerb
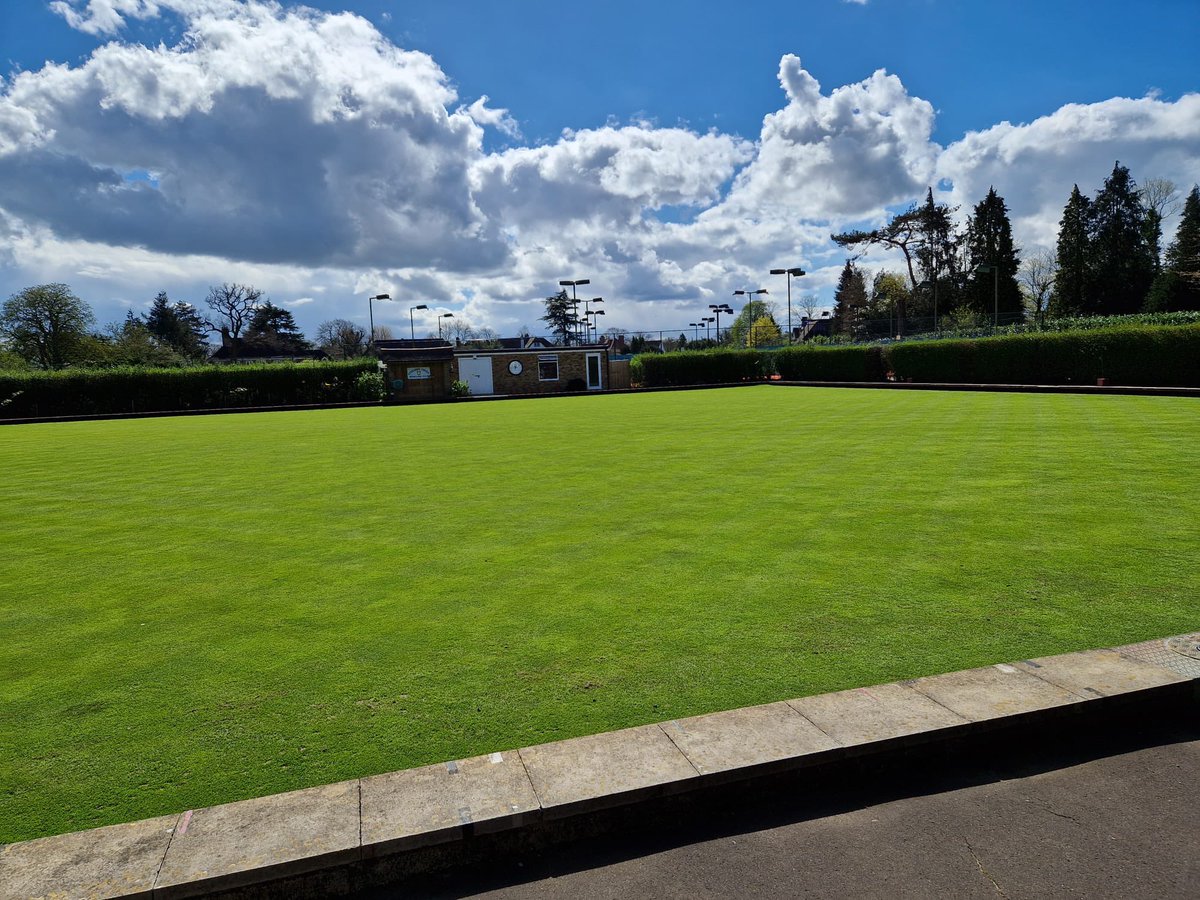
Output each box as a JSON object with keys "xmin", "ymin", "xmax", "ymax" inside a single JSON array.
[{"xmin": 1, "ymin": 633, "xmax": 1195, "ymax": 900}]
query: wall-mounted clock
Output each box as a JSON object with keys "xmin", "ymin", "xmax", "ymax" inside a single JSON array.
[{"xmin": 508, "ymin": 360, "xmax": 524, "ymax": 375}]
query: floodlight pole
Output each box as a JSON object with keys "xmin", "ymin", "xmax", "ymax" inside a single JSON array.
[
  {"xmin": 409, "ymin": 304, "xmax": 428, "ymax": 340},
  {"xmin": 559, "ymin": 279, "xmax": 590, "ymax": 344},
  {"xmin": 770, "ymin": 267, "xmax": 805, "ymax": 342},
  {"xmin": 732, "ymin": 289, "xmax": 768, "ymax": 347},
  {"xmin": 369, "ymin": 293, "xmax": 390, "ymax": 352}
]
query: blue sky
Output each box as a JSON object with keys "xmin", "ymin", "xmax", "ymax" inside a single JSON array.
[{"xmin": 0, "ymin": 0, "xmax": 1197, "ymax": 337}]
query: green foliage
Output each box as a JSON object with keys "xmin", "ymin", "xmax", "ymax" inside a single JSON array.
[
  {"xmin": 727, "ymin": 298, "xmax": 774, "ymax": 347},
  {"xmin": 965, "ymin": 187, "xmax": 1023, "ymax": 320},
  {"xmin": 747, "ymin": 315, "xmax": 782, "ymax": 347},
  {"xmin": 244, "ymin": 301, "xmax": 310, "ymax": 355},
  {"xmin": 883, "ymin": 323, "xmax": 1200, "ymax": 386},
  {"xmin": 1051, "ymin": 185, "xmax": 1092, "ymax": 317},
  {"xmin": 635, "ymin": 349, "xmax": 765, "ymax": 386},
  {"xmin": 541, "ymin": 289, "xmax": 574, "ymax": 344},
  {"xmin": 1089, "ymin": 162, "xmax": 1156, "ymax": 315},
  {"xmin": 352, "ymin": 370, "xmax": 388, "ymax": 401},
  {"xmin": 0, "ymin": 283, "xmax": 96, "ymax": 369},
  {"xmin": 832, "ymin": 259, "xmax": 868, "ymax": 337},
  {"xmin": 775, "ymin": 345, "xmax": 885, "ymax": 382},
  {"xmin": 449, "ymin": 379, "xmax": 471, "ymax": 398},
  {"xmin": 0, "ymin": 360, "xmax": 377, "ymax": 418},
  {"xmin": 145, "ymin": 292, "xmax": 209, "ymax": 360}
]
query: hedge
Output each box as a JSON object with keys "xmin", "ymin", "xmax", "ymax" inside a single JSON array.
[
  {"xmin": 884, "ymin": 324, "xmax": 1200, "ymax": 387},
  {"xmin": 633, "ymin": 349, "xmax": 767, "ymax": 387},
  {"xmin": 630, "ymin": 323, "xmax": 1200, "ymax": 389},
  {"xmin": 775, "ymin": 345, "xmax": 885, "ymax": 382},
  {"xmin": 0, "ymin": 359, "xmax": 379, "ymax": 419}
]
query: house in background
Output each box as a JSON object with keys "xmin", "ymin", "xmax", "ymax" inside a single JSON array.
[{"xmin": 377, "ymin": 339, "xmax": 610, "ymax": 402}]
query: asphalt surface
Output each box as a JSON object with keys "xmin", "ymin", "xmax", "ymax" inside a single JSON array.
[{"xmin": 379, "ymin": 720, "xmax": 1199, "ymax": 899}]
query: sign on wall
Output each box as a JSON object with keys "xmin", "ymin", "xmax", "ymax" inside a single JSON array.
[{"xmin": 406, "ymin": 367, "xmax": 432, "ymax": 380}]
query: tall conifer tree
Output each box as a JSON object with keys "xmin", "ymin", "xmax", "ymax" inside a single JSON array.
[
  {"xmin": 965, "ymin": 187, "xmax": 1022, "ymax": 322},
  {"xmin": 1145, "ymin": 185, "xmax": 1200, "ymax": 311},
  {"xmin": 832, "ymin": 260, "xmax": 868, "ymax": 337},
  {"xmin": 1050, "ymin": 185, "xmax": 1092, "ymax": 317},
  {"xmin": 1089, "ymin": 162, "xmax": 1155, "ymax": 314}
]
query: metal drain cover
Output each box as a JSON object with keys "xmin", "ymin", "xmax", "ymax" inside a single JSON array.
[{"xmin": 1165, "ymin": 634, "xmax": 1200, "ymax": 661}]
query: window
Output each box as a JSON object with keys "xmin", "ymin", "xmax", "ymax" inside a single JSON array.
[{"xmin": 538, "ymin": 355, "xmax": 559, "ymax": 381}]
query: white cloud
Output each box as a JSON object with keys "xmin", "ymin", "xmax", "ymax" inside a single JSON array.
[
  {"xmin": 1, "ymin": 1, "xmax": 1196, "ymax": 340},
  {"xmin": 937, "ymin": 94, "xmax": 1200, "ymax": 252}
]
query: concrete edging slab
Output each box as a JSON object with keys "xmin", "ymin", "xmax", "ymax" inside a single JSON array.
[{"xmin": 2, "ymin": 632, "xmax": 1196, "ymax": 900}]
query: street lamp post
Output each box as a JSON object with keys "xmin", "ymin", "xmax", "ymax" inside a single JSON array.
[
  {"xmin": 438, "ymin": 312, "xmax": 454, "ymax": 339},
  {"xmin": 589, "ymin": 309, "xmax": 605, "ymax": 342},
  {"xmin": 707, "ymin": 304, "xmax": 731, "ymax": 341},
  {"xmin": 582, "ymin": 297, "xmax": 603, "ymax": 342},
  {"xmin": 769, "ymin": 267, "xmax": 804, "ymax": 342},
  {"xmin": 976, "ymin": 264, "xmax": 999, "ymax": 327},
  {"xmin": 409, "ymin": 304, "xmax": 428, "ymax": 340},
  {"xmin": 368, "ymin": 293, "xmax": 390, "ymax": 347},
  {"xmin": 558, "ymin": 279, "xmax": 590, "ymax": 344},
  {"xmin": 732, "ymin": 289, "xmax": 768, "ymax": 346}
]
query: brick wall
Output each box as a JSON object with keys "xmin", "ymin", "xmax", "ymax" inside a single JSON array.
[{"xmin": 451, "ymin": 350, "xmax": 606, "ymax": 395}]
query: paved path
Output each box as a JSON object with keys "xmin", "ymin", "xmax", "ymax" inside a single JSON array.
[{"xmin": 393, "ymin": 722, "xmax": 1200, "ymax": 899}]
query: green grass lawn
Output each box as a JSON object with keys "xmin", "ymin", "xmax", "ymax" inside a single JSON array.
[{"xmin": 2, "ymin": 386, "xmax": 1198, "ymax": 843}]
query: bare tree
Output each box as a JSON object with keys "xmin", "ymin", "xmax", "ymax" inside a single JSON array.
[
  {"xmin": 372, "ymin": 324, "xmax": 394, "ymax": 340},
  {"xmin": 315, "ymin": 319, "xmax": 368, "ymax": 359},
  {"xmin": 1142, "ymin": 178, "xmax": 1181, "ymax": 219},
  {"xmin": 447, "ymin": 318, "xmax": 477, "ymax": 343},
  {"xmin": 1019, "ymin": 249, "xmax": 1057, "ymax": 326},
  {"xmin": 1141, "ymin": 178, "xmax": 1181, "ymax": 267},
  {"xmin": 799, "ymin": 294, "xmax": 824, "ymax": 319},
  {"xmin": 204, "ymin": 283, "xmax": 262, "ymax": 340}
]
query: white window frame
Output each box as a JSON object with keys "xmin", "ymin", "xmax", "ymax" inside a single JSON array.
[{"xmin": 537, "ymin": 354, "xmax": 559, "ymax": 381}]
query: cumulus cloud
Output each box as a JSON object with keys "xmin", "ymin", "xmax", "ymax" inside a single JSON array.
[
  {"xmin": 3, "ymin": 0, "xmax": 506, "ymax": 271},
  {"xmin": 938, "ymin": 94, "xmax": 1200, "ymax": 251},
  {"xmin": 1, "ymin": 1, "xmax": 1197, "ymax": 338},
  {"xmin": 725, "ymin": 55, "xmax": 938, "ymax": 220}
]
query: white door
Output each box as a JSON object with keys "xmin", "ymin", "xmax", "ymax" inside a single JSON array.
[
  {"xmin": 586, "ymin": 353, "xmax": 603, "ymax": 390},
  {"xmin": 459, "ymin": 356, "xmax": 494, "ymax": 394}
]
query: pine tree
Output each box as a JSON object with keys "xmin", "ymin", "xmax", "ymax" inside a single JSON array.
[
  {"xmin": 913, "ymin": 188, "xmax": 966, "ymax": 325},
  {"xmin": 1145, "ymin": 185, "xmax": 1200, "ymax": 311},
  {"xmin": 1089, "ymin": 162, "xmax": 1155, "ymax": 315},
  {"xmin": 245, "ymin": 301, "xmax": 310, "ymax": 355},
  {"xmin": 145, "ymin": 291, "xmax": 209, "ymax": 359},
  {"xmin": 540, "ymin": 289, "xmax": 574, "ymax": 344},
  {"xmin": 1050, "ymin": 185, "xmax": 1092, "ymax": 317},
  {"xmin": 965, "ymin": 187, "xmax": 1023, "ymax": 324},
  {"xmin": 1165, "ymin": 185, "xmax": 1200, "ymax": 274},
  {"xmin": 832, "ymin": 260, "xmax": 868, "ymax": 337}
]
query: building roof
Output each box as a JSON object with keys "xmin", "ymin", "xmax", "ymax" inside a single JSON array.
[{"xmin": 375, "ymin": 338, "xmax": 455, "ymax": 362}]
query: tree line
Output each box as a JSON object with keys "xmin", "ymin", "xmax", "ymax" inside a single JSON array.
[
  {"xmin": 0, "ymin": 282, "xmax": 505, "ymax": 371},
  {"xmin": 829, "ymin": 163, "xmax": 1200, "ymax": 339}
]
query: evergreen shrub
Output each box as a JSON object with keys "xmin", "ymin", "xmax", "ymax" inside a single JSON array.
[
  {"xmin": 0, "ymin": 360, "xmax": 379, "ymax": 419},
  {"xmin": 884, "ymin": 324, "xmax": 1200, "ymax": 386},
  {"xmin": 775, "ymin": 345, "xmax": 885, "ymax": 382},
  {"xmin": 635, "ymin": 349, "xmax": 766, "ymax": 387}
]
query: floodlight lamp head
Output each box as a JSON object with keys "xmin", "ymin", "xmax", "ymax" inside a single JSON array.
[{"xmin": 770, "ymin": 268, "xmax": 785, "ymax": 275}]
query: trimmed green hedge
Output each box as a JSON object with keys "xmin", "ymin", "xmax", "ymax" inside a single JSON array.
[
  {"xmin": 885, "ymin": 324, "xmax": 1200, "ymax": 386},
  {"xmin": 634, "ymin": 349, "xmax": 766, "ymax": 387},
  {"xmin": 0, "ymin": 360, "xmax": 379, "ymax": 419},
  {"xmin": 630, "ymin": 324, "xmax": 1200, "ymax": 389},
  {"xmin": 775, "ymin": 345, "xmax": 885, "ymax": 382}
]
